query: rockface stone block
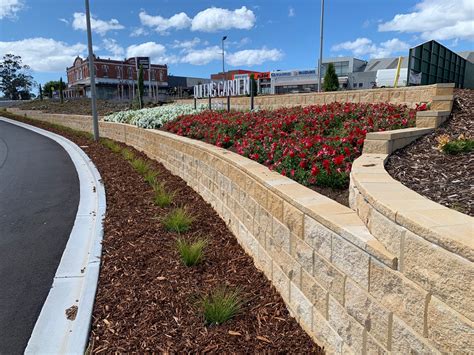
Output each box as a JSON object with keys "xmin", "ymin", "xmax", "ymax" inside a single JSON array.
[
  {"xmin": 303, "ymin": 215, "xmax": 333, "ymax": 261},
  {"xmin": 313, "ymin": 252, "xmax": 346, "ymax": 305},
  {"xmin": 369, "ymin": 259, "xmax": 429, "ymax": 335},
  {"xmin": 427, "ymin": 297, "xmax": 474, "ymax": 353},
  {"xmin": 391, "ymin": 316, "xmax": 439, "ymax": 354},
  {"xmin": 332, "ymin": 235, "xmax": 370, "ymax": 289},
  {"xmin": 403, "ymin": 231, "xmax": 474, "ymax": 321}
]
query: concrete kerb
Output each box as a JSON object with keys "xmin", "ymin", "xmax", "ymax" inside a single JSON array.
[{"xmin": 0, "ymin": 117, "xmax": 106, "ymax": 354}]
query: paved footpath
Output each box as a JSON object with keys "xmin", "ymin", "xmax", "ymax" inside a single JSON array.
[{"xmin": 0, "ymin": 120, "xmax": 79, "ymax": 354}]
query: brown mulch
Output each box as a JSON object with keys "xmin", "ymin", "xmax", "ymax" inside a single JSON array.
[
  {"xmin": 2, "ymin": 111, "xmax": 323, "ymax": 353},
  {"xmin": 15, "ymin": 98, "xmax": 130, "ymax": 116},
  {"xmin": 386, "ymin": 89, "xmax": 473, "ymax": 216}
]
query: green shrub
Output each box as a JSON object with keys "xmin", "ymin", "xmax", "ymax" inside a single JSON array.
[
  {"xmin": 163, "ymin": 207, "xmax": 194, "ymax": 232},
  {"xmin": 442, "ymin": 139, "xmax": 474, "ymax": 154},
  {"xmin": 131, "ymin": 158, "xmax": 149, "ymax": 175},
  {"xmin": 121, "ymin": 148, "xmax": 135, "ymax": 161},
  {"xmin": 153, "ymin": 182, "xmax": 174, "ymax": 207},
  {"xmin": 176, "ymin": 237, "xmax": 207, "ymax": 266},
  {"xmin": 199, "ymin": 286, "xmax": 242, "ymax": 325}
]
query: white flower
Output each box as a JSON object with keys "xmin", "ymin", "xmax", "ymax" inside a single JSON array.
[{"xmin": 104, "ymin": 104, "xmax": 208, "ymax": 129}]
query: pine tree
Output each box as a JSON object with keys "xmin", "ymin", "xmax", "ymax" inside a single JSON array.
[
  {"xmin": 137, "ymin": 64, "xmax": 144, "ymax": 109},
  {"xmin": 59, "ymin": 77, "xmax": 64, "ymax": 103},
  {"xmin": 249, "ymin": 74, "xmax": 258, "ymax": 97},
  {"xmin": 39, "ymin": 84, "xmax": 43, "ymax": 100},
  {"xmin": 323, "ymin": 63, "xmax": 339, "ymax": 92}
]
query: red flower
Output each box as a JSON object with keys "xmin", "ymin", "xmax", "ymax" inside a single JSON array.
[
  {"xmin": 311, "ymin": 165, "xmax": 319, "ymax": 176},
  {"xmin": 333, "ymin": 154, "xmax": 345, "ymax": 165}
]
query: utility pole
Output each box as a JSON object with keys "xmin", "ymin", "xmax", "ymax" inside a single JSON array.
[
  {"xmin": 318, "ymin": 0, "xmax": 325, "ymax": 92},
  {"xmin": 222, "ymin": 36, "xmax": 227, "ymax": 80},
  {"xmin": 85, "ymin": 0, "xmax": 99, "ymax": 141}
]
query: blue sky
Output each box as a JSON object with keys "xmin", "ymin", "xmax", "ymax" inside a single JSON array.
[{"xmin": 0, "ymin": 0, "xmax": 472, "ymax": 87}]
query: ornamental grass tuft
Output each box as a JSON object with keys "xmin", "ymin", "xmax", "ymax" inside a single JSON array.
[
  {"xmin": 163, "ymin": 207, "xmax": 194, "ymax": 232},
  {"xmin": 144, "ymin": 169, "xmax": 159, "ymax": 186},
  {"xmin": 153, "ymin": 182, "xmax": 174, "ymax": 207},
  {"xmin": 199, "ymin": 286, "xmax": 242, "ymax": 325},
  {"xmin": 176, "ymin": 237, "xmax": 207, "ymax": 266},
  {"xmin": 121, "ymin": 148, "xmax": 135, "ymax": 161},
  {"xmin": 101, "ymin": 138, "xmax": 121, "ymax": 153},
  {"xmin": 131, "ymin": 158, "xmax": 150, "ymax": 175}
]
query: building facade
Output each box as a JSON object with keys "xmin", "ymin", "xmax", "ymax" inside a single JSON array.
[{"xmin": 66, "ymin": 56, "xmax": 168, "ymax": 101}]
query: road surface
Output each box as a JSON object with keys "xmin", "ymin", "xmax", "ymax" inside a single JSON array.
[{"xmin": 0, "ymin": 119, "xmax": 79, "ymax": 354}]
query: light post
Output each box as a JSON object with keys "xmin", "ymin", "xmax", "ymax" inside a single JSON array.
[
  {"xmin": 317, "ymin": 0, "xmax": 325, "ymax": 92},
  {"xmin": 85, "ymin": 0, "xmax": 99, "ymax": 140},
  {"xmin": 222, "ymin": 36, "xmax": 227, "ymax": 80}
]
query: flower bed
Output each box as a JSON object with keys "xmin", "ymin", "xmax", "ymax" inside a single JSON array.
[
  {"xmin": 163, "ymin": 102, "xmax": 421, "ymax": 189},
  {"xmin": 104, "ymin": 104, "xmax": 207, "ymax": 129}
]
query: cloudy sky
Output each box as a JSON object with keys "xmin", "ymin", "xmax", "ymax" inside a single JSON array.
[{"xmin": 0, "ymin": 0, "xmax": 472, "ymax": 86}]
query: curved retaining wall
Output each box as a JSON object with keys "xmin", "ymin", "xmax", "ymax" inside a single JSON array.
[{"xmin": 6, "ymin": 107, "xmax": 473, "ymax": 354}]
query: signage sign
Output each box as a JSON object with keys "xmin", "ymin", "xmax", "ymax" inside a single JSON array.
[
  {"xmin": 194, "ymin": 77, "xmax": 250, "ymax": 98},
  {"xmin": 135, "ymin": 56, "xmax": 150, "ymax": 70},
  {"xmin": 271, "ymin": 69, "xmax": 316, "ymax": 77}
]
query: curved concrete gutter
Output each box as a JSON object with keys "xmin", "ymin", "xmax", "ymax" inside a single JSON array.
[{"xmin": 0, "ymin": 117, "xmax": 105, "ymax": 354}]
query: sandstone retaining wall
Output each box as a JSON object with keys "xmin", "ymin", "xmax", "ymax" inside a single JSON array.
[
  {"xmin": 175, "ymin": 84, "xmax": 449, "ymax": 110},
  {"xmin": 4, "ymin": 103, "xmax": 473, "ymax": 353}
]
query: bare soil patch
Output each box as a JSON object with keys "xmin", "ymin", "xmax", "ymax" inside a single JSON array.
[
  {"xmin": 386, "ymin": 89, "xmax": 473, "ymax": 216},
  {"xmin": 2, "ymin": 111, "xmax": 323, "ymax": 353}
]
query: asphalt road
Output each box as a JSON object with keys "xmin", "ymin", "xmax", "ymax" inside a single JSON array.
[{"xmin": 0, "ymin": 119, "xmax": 79, "ymax": 354}]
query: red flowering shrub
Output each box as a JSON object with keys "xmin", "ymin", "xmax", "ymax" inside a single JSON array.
[{"xmin": 163, "ymin": 102, "xmax": 422, "ymax": 189}]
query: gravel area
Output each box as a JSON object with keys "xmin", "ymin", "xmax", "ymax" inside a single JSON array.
[
  {"xmin": 2, "ymin": 111, "xmax": 323, "ymax": 353},
  {"xmin": 386, "ymin": 89, "xmax": 473, "ymax": 216}
]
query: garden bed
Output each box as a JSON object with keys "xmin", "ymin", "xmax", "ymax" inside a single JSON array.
[
  {"xmin": 162, "ymin": 102, "xmax": 420, "ymax": 206},
  {"xmin": 1, "ymin": 111, "xmax": 323, "ymax": 353},
  {"xmin": 386, "ymin": 89, "xmax": 473, "ymax": 216},
  {"xmin": 15, "ymin": 98, "xmax": 130, "ymax": 116}
]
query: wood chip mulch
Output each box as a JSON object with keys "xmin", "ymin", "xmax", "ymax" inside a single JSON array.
[
  {"xmin": 385, "ymin": 89, "xmax": 473, "ymax": 216},
  {"xmin": 3, "ymin": 112, "xmax": 323, "ymax": 353}
]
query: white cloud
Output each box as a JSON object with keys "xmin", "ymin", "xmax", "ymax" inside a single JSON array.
[
  {"xmin": 59, "ymin": 18, "xmax": 69, "ymax": 25},
  {"xmin": 140, "ymin": 6, "xmax": 256, "ymax": 34},
  {"xmin": 378, "ymin": 0, "xmax": 474, "ymax": 41},
  {"xmin": 172, "ymin": 37, "xmax": 201, "ymax": 49},
  {"xmin": 130, "ymin": 27, "xmax": 148, "ymax": 37},
  {"xmin": 180, "ymin": 46, "xmax": 221, "ymax": 65},
  {"xmin": 288, "ymin": 7, "xmax": 295, "ymax": 17},
  {"xmin": 0, "ymin": 0, "xmax": 23, "ymax": 19},
  {"xmin": 126, "ymin": 41, "xmax": 178, "ymax": 64},
  {"xmin": 191, "ymin": 6, "xmax": 256, "ymax": 32},
  {"xmin": 331, "ymin": 37, "xmax": 410, "ymax": 58},
  {"xmin": 139, "ymin": 11, "xmax": 191, "ymax": 34},
  {"xmin": 0, "ymin": 37, "xmax": 86, "ymax": 72},
  {"xmin": 227, "ymin": 48, "xmax": 283, "ymax": 66},
  {"xmin": 102, "ymin": 38, "xmax": 124, "ymax": 59},
  {"xmin": 72, "ymin": 12, "xmax": 125, "ymax": 36}
]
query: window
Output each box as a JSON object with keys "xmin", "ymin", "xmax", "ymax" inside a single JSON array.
[
  {"xmin": 353, "ymin": 83, "xmax": 357, "ymax": 88},
  {"xmin": 117, "ymin": 67, "xmax": 122, "ymax": 78},
  {"xmin": 151, "ymin": 70, "xmax": 155, "ymax": 80},
  {"xmin": 358, "ymin": 83, "xmax": 363, "ymax": 88},
  {"xmin": 128, "ymin": 67, "xmax": 133, "ymax": 79},
  {"xmin": 102, "ymin": 65, "xmax": 109, "ymax": 77}
]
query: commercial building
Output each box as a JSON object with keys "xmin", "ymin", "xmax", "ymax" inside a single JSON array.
[
  {"xmin": 167, "ymin": 75, "xmax": 210, "ymax": 99},
  {"xmin": 65, "ymin": 56, "xmax": 168, "ymax": 101}
]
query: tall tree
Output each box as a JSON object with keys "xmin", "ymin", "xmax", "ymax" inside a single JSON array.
[
  {"xmin": 43, "ymin": 80, "xmax": 66, "ymax": 98},
  {"xmin": 137, "ymin": 64, "xmax": 144, "ymax": 109},
  {"xmin": 0, "ymin": 54, "xmax": 35, "ymax": 100},
  {"xmin": 323, "ymin": 63, "xmax": 339, "ymax": 92},
  {"xmin": 59, "ymin": 77, "xmax": 64, "ymax": 103},
  {"xmin": 39, "ymin": 84, "xmax": 43, "ymax": 100}
]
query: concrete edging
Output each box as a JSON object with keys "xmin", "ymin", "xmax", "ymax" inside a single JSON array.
[{"xmin": 0, "ymin": 117, "xmax": 106, "ymax": 354}]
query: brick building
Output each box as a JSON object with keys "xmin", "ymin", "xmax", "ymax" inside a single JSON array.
[{"xmin": 65, "ymin": 56, "xmax": 168, "ymax": 101}]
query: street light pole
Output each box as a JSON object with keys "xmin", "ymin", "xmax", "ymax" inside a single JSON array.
[
  {"xmin": 85, "ymin": 0, "xmax": 99, "ymax": 141},
  {"xmin": 318, "ymin": 0, "xmax": 325, "ymax": 92},
  {"xmin": 222, "ymin": 36, "xmax": 227, "ymax": 80}
]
